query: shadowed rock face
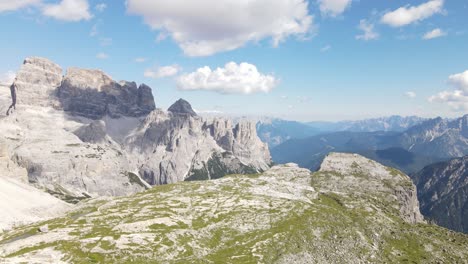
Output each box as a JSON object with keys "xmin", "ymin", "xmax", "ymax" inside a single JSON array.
[
  {"xmin": 11, "ymin": 57, "xmax": 156, "ymax": 119},
  {"xmin": 168, "ymin": 98, "xmax": 197, "ymax": 116},
  {"xmin": 58, "ymin": 68, "xmax": 156, "ymax": 119},
  {"xmin": 412, "ymin": 156, "xmax": 468, "ymax": 233}
]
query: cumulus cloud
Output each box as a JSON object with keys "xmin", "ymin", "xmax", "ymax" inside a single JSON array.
[
  {"xmin": 356, "ymin": 19, "xmax": 379, "ymax": 41},
  {"xmin": 126, "ymin": 0, "xmax": 313, "ymax": 57},
  {"xmin": 177, "ymin": 62, "xmax": 278, "ymax": 94},
  {"xmin": 42, "ymin": 0, "xmax": 92, "ymax": 22},
  {"xmin": 405, "ymin": 91, "xmax": 417, "ymax": 98},
  {"xmin": 318, "ymin": 0, "xmax": 352, "ymax": 17},
  {"xmin": 0, "ymin": 0, "xmax": 41, "ymax": 12},
  {"xmin": 429, "ymin": 70, "xmax": 468, "ymax": 111},
  {"xmin": 423, "ymin": 28, "xmax": 446, "ymax": 39},
  {"xmin": 381, "ymin": 0, "xmax": 444, "ymax": 27},
  {"xmin": 144, "ymin": 65, "xmax": 181, "ymax": 79},
  {"xmin": 96, "ymin": 52, "xmax": 108, "ymax": 59},
  {"xmin": 0, "ymin": 71, "xmax": 16, "ymax": 86}
]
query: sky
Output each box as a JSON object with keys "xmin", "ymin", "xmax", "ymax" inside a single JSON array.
[{"xmin": 0, "ymin": 0, "xmax": 467, "ymax": 121}]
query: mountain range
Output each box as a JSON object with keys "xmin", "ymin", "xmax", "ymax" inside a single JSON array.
[
  {"xmin": 257, "ymin": 116, "xmax": 426, "ymax": 148},
  {"xmin": 271, "ymin": 114, "xmax": 468, "ymax": 174},
  {"xmin": 0, "ymin": 57, "xmax": 271, "ymax": 203}
]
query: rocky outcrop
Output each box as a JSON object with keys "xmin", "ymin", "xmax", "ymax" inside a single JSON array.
[
  {"xmin": 168, "ymin": 98, "xmax": 197, "ymax": 116},
  {"xmin": 2, "ymin": 157, "xmax": 467, "ymax": 263},
  {"xmin": 58, "ymin": 68, "xmax": 155, "ymax": 119},
  {"xmin": 319, "ymin": 153, "xmax": 424, "ymax": 224},
  {"xmin": 13, "ymin": 57, "xmax": 63, "ymax": 107},
  {"xmin": 73, "ymin": 120, "xmax": 107, "ymax": 144},
  {"xmin": 0, "ymin": 57, "xmax": 271, "ymax": 201},
  {"xmin": 412, "ymin": 156, "xmax": 468, "ymax": 233},
  {"xmin": 126, "ymin": 109, "xmax": 271, "ymax": 185}
]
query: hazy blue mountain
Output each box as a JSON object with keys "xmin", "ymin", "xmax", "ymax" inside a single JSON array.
[
  {"xmin": 257, "ymin": 115, "xmax": 426, "ymax": 148},
  {"xmin": 256, "ymin": 118, "xmax": 322, "ymax": 148},
  {"xmin": 307, "ymin": 115, "xmax": 426, "ymax": 133},
  {"xmin": 397, "ymin": 115, "xmax": 468, "ymax": 159},
  {"xmin": 411, "ymin": 156, "xmax": 468, "ymax": 234}
]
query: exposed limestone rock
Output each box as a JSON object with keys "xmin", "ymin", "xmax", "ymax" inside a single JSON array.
[
  {"xmin": 126, "ymin": 108, "xmax": 271, "ymax": 185},
  {"xmin": 0, "ymin": 174, "xmax": 70, "ymax": 232},
  {"xmin": 167, "ymin": 98, "xmax": 197, "ymax": 116},
  {"xmin": 13, "ymin": 57, "xmax": 63, "ymax": 107},
  {"xmin": 319, "ymin": 152, "xmax": 424, "ymax": 224},
  {"xmin": 0, "ymin": 58, "xmax": 271, "ymax": 202},
  {"xmin": 73, "ymin": 120, "xmax": 107, "ymax": 144},
  {"xmin": 58, "ymin": 68, "xmax": 155, "ymax": 119},
  {"xmin": 0, "ymin": 139, "xmax": 28, "ymax": 182},
  {"xmin": 2, "ymin": 159, "xmax": 467, "ymax": 263}
]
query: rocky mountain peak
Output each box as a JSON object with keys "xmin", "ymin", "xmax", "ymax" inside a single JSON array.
[
  {"xmin": 13, "ymin": 56, "xmax": 63, "ymax": 107},
  {"xmin": 168, "ymin": 98, "xmax": 197, "ymax": 116},
  {"xmin": 58, "ymin": 66, "xmax": 156, "ymax": 119}
]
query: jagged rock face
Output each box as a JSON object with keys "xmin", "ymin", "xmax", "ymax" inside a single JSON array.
[
  {"xmin": 0, "ymin": 57, "xmax": 271, "ymax": 201},
  {"xmin": 73, "ymin": 120, "xmax": 107, "ymax": 144},
  {"xmin": 319, "ymin": 153, "xmax": 424, "ymax": 224},
  {"xmin": 168, "ymin": 98, "xmax": 197, "ymax": 116},
  {"xmin": 126, "ymin": 112, "xmax": 271, "ymax": 185},
  {"xmin": 13, "ymin": 57, "xmax": 63, "ymax": 107},
  {"xmin": 58, "ymin": 68, "xmax": 155, "ymax": 119},
  {"xmin": 412, "ymin": 156, "xmax": 468, "ymax": 233}
]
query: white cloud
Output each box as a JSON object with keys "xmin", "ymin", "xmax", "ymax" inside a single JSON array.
[
  {"xmin": 144, "ymin": 65, "xmax": 181, "ymax": 79},
  {"xmin": 318, "ymin": 0, "xmax": 352, "ymax": 17},
  {"xmin": 95, "ymin": 3, "xmax": 106, "ymax": 12},
  {"xmin": 177, "ymin": 62, "xmax": 278, "ymax": 94},
  {"xmin": 320, "ymin": 45, "xmax": 331, "ymax": 52},
  {"xmin": 126, "ymin": 0, "xmax": 313, "ymax": 57},
  {"xmin": 99, "ymin": 37, "xmax": 112, "ymax": 46},
  {"xmin": 405, "ymin": 91, "xmax": 417, "ymax": 98},
  {"xmin": 423, "ymin": 28, "xmax": 446, "ymax": 39},
  {"xmin": 90, "ymin": 24, "xmax": 98, "ymax": 36},
  {"xmin": 429, "ymin": 70, "xmax": 468, "ymax": 111},
  {"xmin": 96, "ymin": 52, "xmax": 108, "ymax": 59},
  {"xmin": 356, "ymin": 19, "xmax": 379, "ymax": 41},
  {"xmin": 381, "ymin": 0, "xmax": 444, "ymax": 27},
  {"xmin": 0, "ymin": 71, "xmax": 16, "ymax": 86},
  {"xmin": 0, "ymin": 0, "xmax": 40, "ymax": 12},
  {"xmin": 42, "ymin": 0, "xmax": 92, "ymax": 22},
  {"xmin": 134, "ymin": 57, "xmax": 148, "ymax": 63}
]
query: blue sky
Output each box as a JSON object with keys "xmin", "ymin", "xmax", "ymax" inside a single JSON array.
[{"xmin": 0, "ymin": 0, "xmax": 467, "ymax": 121}]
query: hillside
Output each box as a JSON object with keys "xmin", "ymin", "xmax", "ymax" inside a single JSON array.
[
  {"xmin": 1, "ymin": 153, "xmax": 467, "ymax": 263},
  {"xmin": 412, "ymin": 156, "xmax": 468, "ymax": 233}
]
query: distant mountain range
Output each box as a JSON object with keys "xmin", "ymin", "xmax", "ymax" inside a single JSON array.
[
  {"xmin": 271, "ymin": 115, "xmax": 468, "ymax": 174},
  {"xmin": 307, "ymin": 115, "xmax": 427, "ymax": 133},
  {"xmin": 257, "ymin": 115, "xmax": 426, "ymax": 148}
]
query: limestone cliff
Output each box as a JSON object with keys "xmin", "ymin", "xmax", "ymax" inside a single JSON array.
[{"xmin": 0, "ymin": 57, "xmax": 271, "ymax": 201}]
